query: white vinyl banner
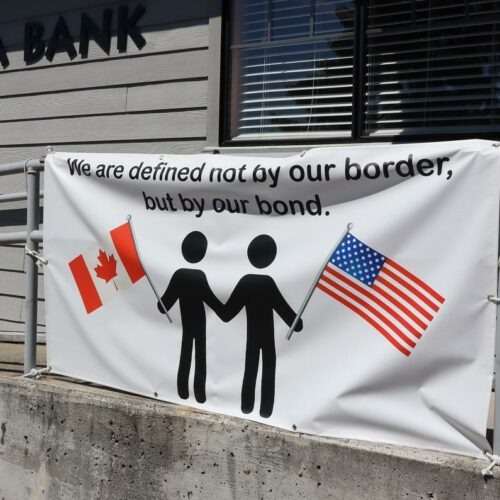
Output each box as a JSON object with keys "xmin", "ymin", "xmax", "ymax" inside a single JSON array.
[{"xmin": 44, "ymin": 140, "xmax": 499, "ymax": 458}]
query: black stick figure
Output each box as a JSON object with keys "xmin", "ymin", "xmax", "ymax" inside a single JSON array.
[
  {"xmin": 158, "ymin": 231, "xmax": 224, "ymax": 403},
  {"xmin": 222, "ymin": 235, "xmax": 303, "ymax": 418}
]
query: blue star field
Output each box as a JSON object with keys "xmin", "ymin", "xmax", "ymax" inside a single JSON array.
[{"xmin": 330, "ymin": 233, "xmax": 387, "ymax": 287}]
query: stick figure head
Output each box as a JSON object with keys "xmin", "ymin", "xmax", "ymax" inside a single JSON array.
[
  {"xmin": 182, "ymin": 231, "xmax": 208, "ymax": 263},
  {"xmin": 247, "ymin": 234, "xmax": 277, "ymax": 269}
]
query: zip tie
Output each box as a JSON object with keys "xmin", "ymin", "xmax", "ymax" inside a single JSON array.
[
  {"xmin": 487, "ymin": 295, "xmax": 500, "ymax": 304},
  {"xmin": 482, "ymin": 452, "xmax": 500, "ymax": 477},
  {"xmin": 24, "ymin": 247, "xmax": 48, "ymax": 267},
  {"xmin": 21, "ymin": 366, "xmax": 52, "ymax": 380}
]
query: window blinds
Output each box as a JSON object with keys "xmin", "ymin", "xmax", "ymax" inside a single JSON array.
[
  {"xmin": 227, "ymin": 0, "xmax": 500, "ymax": 142},
  {"xmin": 228, "ymin": 0, "xmax": 356, "ymax": 140},
  {"xmin": 365, "ymin": 0, "xmax": 500, "ymax": 137}
]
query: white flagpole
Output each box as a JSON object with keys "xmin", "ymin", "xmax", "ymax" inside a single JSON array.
[
  {"xmin": 126, "ymin": 215, "xmax": 173, "ymax": 323},
  {"xmin": 286, "ymin": 223, "xmax": 353, "ymax": 340}
]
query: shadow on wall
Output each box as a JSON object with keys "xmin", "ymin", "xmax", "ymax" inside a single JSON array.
[{"xmin": 0, "ymin": 208, "xmax": 43, "ymax": 229}]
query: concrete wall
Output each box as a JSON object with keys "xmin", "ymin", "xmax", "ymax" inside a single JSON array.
[
  {"xmin": 0, "ymin": 374, "xmax": 498, "ymax": 500},
  {"xmin": 0, "ymin": 0, "xmax": 219, "ymax": 334}
]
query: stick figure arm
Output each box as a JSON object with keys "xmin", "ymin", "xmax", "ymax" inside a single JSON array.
[
  {"xmin": 203, "ymin": 280, "xmax": 227, "ymax": 320},
  {"xmin": 220, "ymin": 281, "xmax": 245, "ymax": 322},
  {"xmin": 272, "ymin": 282, "xmax": 303, "ymax": 331},
  {"xmin": 157, "ymin": 272, "xmax": 179, "ymax": 313}
]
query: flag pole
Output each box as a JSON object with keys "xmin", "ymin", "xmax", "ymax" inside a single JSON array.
[
  {"xmin": 126, "ymin": 215, "xmax": 173, "ymax": 323},
  {"xmin": 286, "ymin": 222, "xmax": 353, "ymax": 340}
]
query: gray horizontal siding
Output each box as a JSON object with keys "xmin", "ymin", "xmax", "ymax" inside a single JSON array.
[
  {"xmin": 0, "ymin": 296, "xmax": 45, "ymax": 332},
  {"xmin": 0, "ymin": 270, "xmax": 43, "ymax": 299},
  {"xmin": 1, "ymin": 21, "xmax": 209, "ymax": 72},
  {"xmin": 126, "ymin": 80, "xmax": 208, "ymax": 112},
  {"xmin": 0, "ymin": 49, "xmax": 208, "ymax": 97},
  {"xmin": 0, "ymin": 246, "xmax": 27, "ymax": 271},
  {"xmin": 0, "ymin": 174, "xmax": 29, "ymax": 194},
  {"xmin": 0, "ymin": 141, "xmax": 207, "ymax": 162},
  {"xmin": 0, "ymin": 88, "xmax": 126, "ymax": 121},
  {"xmin": 0, "ymin": 8, "xmax": 208, "ymax": 50},
  {"xmin": 0, "ymin": 80, "xmax": 208, "ymax": 121},
  {"xmin": 0, "ymin": 0, "xmax": 215, "ymax": 334},
  {"xmin": 0, "ymin": 247, "xmax": 45, "ymax": 333},
  {"xmin": 0, "ymin": 110, "xmax": 207, "ymax": 145},
  {"xmin": 0, "ymin": 211, "xmax": 29, "ymax": 231}
]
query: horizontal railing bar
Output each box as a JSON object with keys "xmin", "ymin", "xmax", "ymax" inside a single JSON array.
[
  {"xmin": 0, "ymin": 192, "xmax": 27, "ymax": 203},
  {"xmin": 0, "ymin": 191, "xmax": 44, "ymax": 203},
  {"xmin": 30, "ymin": 230, "xmax": 43, "ymax": 243},
  {"xmin": 0, "ymin": 231, "xmax": 27, "ymax": 244},
  {"xmin": 0, "ymin": 159, "xmax": 44, "ymax": 177},
  {"xmin": 0, "ymin": 230, "xmax": 43, "ymax": 245}
]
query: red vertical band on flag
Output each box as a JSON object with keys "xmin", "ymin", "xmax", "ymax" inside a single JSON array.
[
  {"xmin": 110, "ymin": 222, "xmax": 146, "ymax": 284},
  {"xmin": 69, "ymin": 255, "xmax": 102, "ymax": 314}
]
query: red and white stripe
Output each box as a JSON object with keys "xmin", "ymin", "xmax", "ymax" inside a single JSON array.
[
  {"xmin": 317, "ymin": 259, "xmax": 445, "ymax": 356},
  {"xmin": 68, "ymin": 222, "xmax": 146, "ymax": 314}
]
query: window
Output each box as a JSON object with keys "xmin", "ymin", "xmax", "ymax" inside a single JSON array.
[{"xmin": 224, "ymin": 0, "xmax": 500, "ymax": 143}]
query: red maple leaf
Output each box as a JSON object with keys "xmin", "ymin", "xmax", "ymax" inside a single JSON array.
[{"xmin": 94, "ymin": 250, "xmax": 118, "ymax": 283}]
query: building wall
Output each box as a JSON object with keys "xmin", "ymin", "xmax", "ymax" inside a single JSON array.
[{"xmin": 0, "ymin": 0, "xmax": 220, "ymax": 334}]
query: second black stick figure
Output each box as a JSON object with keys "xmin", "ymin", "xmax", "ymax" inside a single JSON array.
[{"xmin": 222, "ymin": 235, "xmax": 303, "ymax": 418}]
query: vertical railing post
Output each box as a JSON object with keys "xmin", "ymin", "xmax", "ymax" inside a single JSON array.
[
  {"xmin": 493, "ymin": 255, "xmax": 500, "ymax": 454},
  {"xmin": 24, "ymin": 164, "xmax": 41, "ymax": 374}
]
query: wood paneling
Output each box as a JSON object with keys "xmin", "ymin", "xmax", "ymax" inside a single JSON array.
[
  {"xmin": 0, "ymin": 110, "xmax": 206, "ymax": 145},
  {"xmin": 0, "ymin": 295, "xmax": 44, "ymax": 325},
  {"xmin": 0, "ymin": 49, "xmax": 208, "ymax": 98},
  {"xmin": 0, "ymin": 174, "xmax": 29, "ymax": 196},
  {"xmin": 1, "ymin": 22, "xmax": 209, "ymax": 72},
  {"xmin": 0, "ymin": 270, "xmax": 43, "ymax": 299},
  {"xmin": 0, "ymin": 141, "xmax": 207, "ymax": 165},
  {"xmin": 0, "ymin": 79, "xmax": 207, "ymax": 121},
  {"xmin": 126, "ymin": 80, "xmax": 207, "ymax": 112},
  {"xmin": 0, "ymin": 246, "xmax": 26, "ymax": 271},
  {"xmin": 0, "ymin": 88, "xmax": 126, "ymax": 121}
]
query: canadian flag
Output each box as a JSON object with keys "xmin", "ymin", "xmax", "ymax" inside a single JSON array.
[{"xmin": 68, "ymin": 222, "xmax": 146, "ymax": 314}]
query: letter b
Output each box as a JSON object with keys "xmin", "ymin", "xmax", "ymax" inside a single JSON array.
[
  {"xmin": 24, "ymin": 22, "xmax": 45, "ymax": 65},
  {"xmin": 345, "ymin": 157, "xmax": 361, "ymax": 180},
  {"xmin": 255, "ymin": 195, "xmax": 272, "ymax": 215},
  {"xmin": 142, "ymin": 191, "xmax": 156, "ymax": 210}
]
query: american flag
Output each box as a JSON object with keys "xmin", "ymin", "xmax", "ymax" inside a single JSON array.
[{"xmin": 317, "ymin": 232, "xmax": 445, "ymax": 356}]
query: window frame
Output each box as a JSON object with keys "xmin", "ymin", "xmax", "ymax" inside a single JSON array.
[{"xmin": 218, "ymin": 0, "xmax": 500, "ymax": 147}]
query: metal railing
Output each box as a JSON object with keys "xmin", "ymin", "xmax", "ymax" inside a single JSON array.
[{"xmin": 0, "ymin": 158, "xmax": 44, "ymax": 374}]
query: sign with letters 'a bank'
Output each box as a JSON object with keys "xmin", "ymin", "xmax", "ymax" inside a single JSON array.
[
  {"xmin": 44, "ymin": 140, "xmax": 499, "ymax": 459},
  {"xmin": 0, "ymin": 4, "xmax": 146, "ymax": 69}
]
